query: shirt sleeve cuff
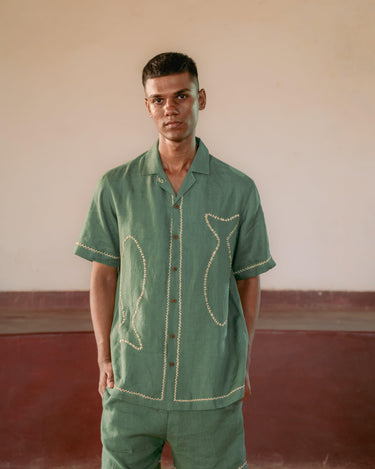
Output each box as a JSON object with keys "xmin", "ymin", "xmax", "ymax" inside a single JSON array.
[
  {"xmin": 233, "ymin": 256, "xmax": 276, "ymax": 280},
  {"xmin": 73, "ymin": 242, "xmax": 120, "ymax": 268}
]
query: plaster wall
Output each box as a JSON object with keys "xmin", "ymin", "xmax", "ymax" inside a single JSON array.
[{"xmin": 1, "ymin": 0, "xmax": 374, "ymax": 290}]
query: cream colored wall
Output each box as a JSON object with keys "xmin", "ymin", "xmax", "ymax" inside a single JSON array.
[{"xmin": 1, "ymin": 0, "xmax": 374, "ymax": 291}]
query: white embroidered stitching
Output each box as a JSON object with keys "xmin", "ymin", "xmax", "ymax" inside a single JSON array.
[
  {"xmin": 174, "ymin": 211, "xmax": 244, "ymax": 402},
  {"xmin": 114, "ymin": 206, "xmax": 247, "ymax": 404},
  {"xmin": 115, "ymin": 197, "xmax": 176, "ymax": 402},
  {"xmin": 119, "ymin": 236, "xmax": 146, "ymax": 351},
  {"xmin": 161, "ymin": 200, "xmax": 175, "ymax": 400},
  {"xmin": 238, "ymin": 462, "xmax": 247, "ymax": 469},
  {"xmin": 203, "ymin": 214, "xmax": 240, "ymax": 327},
  {"xmin": 75, "ymin": 242, "xmax": 120, "ymax": 260},
  {"xmin": 114, "ymin": 384, "xmax": 162, "ymax": 400},
  {"xmin": 174, "ymin": 196, "xmax": 183, "ymax": 401},
  {"xmin": 115, "ymin": 234, "xmax": 165, "ymax": 401},
  {"xmin": 174, "ymin": 385, "xmax": 245, "ymax": 402},
  {"xmin": 234, "ymin": 255, "xmax": 272, "ymax": 275}
]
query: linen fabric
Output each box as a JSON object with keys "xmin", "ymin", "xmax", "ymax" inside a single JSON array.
[
  {"xmin": 101, "ymin": 387, "xmax": 248, "ymax": 469},
  {"xmin": 74, "ymin": 138, "xmax": 275, "ymax": 410}
]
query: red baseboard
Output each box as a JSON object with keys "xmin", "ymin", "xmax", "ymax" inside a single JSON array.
[
  {"xmin": 0, "ymin": 291, "xmax": 90, "ymax": 312},
  {"xmin": 260, "ymin": 290, "xmax": 375, "ymax": 312},
  {"xmin": 0, "ymin": 290, "xmax": 374, "ymax": 313},
  {"xmin": 1, "ymin": 330, "xmax": 375, "ymax": 467}
]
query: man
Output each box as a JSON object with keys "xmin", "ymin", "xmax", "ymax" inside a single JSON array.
[{"xmin": 74, "ymin": 52, "xmax": 275, "ymax": 469}]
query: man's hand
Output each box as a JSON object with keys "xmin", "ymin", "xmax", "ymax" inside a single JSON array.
[
  {"xmin": 244, "ymin": 361, "xmax": 251, "ymax": 399},
  {"xmin": 237, "ymin": 275, "xmax": 260, "ymax": 400},
  {"xmin": 98, "ymin": 359, "xmax": 114, "ymax": 397},
  {"xmin": 90, "ymin": 261, "xmax": 118, "ymax": 398}
]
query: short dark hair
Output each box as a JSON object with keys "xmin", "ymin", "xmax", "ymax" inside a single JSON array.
[{"xmin": 142, "ymin": 52, "xmax": 199, "ymax": 88}]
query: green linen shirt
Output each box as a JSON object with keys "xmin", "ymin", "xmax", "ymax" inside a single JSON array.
[{"xmin": 74, "ymin": 138, "xmax": 275, "ymax": 411}]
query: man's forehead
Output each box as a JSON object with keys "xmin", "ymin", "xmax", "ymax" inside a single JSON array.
[{"xmin": 144, "ymin": 72, "xmax": 198, "ymax": 96}]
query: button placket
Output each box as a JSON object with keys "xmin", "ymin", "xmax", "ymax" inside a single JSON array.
[{"xmin": 166, "ymin": 196, "xmax": 182, "ymax": 393}]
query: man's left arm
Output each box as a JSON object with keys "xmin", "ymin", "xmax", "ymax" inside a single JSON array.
[{"xmin": 236, "ymin": 275, "xmax": 260, "ymax": 397}]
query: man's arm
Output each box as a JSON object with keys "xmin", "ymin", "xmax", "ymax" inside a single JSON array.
[
  {"xmin": 236, "ymin": 275, "xmax": 261, "ymax": 397},
  {"xmin": 90, "ymin": 261, "xmax": 118, "ymax": 397}
]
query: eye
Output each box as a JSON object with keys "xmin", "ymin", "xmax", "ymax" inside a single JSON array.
[
  {"xmin": 177, "ymin": 94, "xmax": 187, "ymax": 100},
  {"xmin": 152, "ymin": 97, "xmax": 163, "ymax": 105}
]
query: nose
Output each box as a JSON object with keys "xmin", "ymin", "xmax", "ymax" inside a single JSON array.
[{"xmin": 164, "ymin": 98, "xmax": 178, "ymax": 115}]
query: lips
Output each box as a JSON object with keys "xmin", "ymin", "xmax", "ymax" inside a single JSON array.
[{"xmin": 164, "ymin": 121, "xmax": 182, "ymax": 128}]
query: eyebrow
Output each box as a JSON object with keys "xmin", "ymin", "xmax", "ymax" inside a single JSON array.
[{"xmin": 148, "ymin": 88, "xmax": 191, "ymax": 99}]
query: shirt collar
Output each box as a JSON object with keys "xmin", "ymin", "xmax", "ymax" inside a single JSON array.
[{"xmin": 141, "ymin": 137, "xmax": 210, "ymax": 176}]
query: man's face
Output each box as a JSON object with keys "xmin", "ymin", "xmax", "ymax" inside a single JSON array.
[{"xmin": 144, "ymin": 72, "xmax": 206, "ymax": 144}]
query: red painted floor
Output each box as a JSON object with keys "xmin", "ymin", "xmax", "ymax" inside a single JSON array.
[{"xmin": 1, "ymin": 329, "xmax": 375, "ymax": 468}]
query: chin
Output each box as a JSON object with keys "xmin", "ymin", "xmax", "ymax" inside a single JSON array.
[{"xmin": 162, "ymin": 132, "xmax": 188, "ymax": 143}]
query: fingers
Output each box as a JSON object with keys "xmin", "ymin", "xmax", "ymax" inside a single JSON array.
[
  {"xmin": 106, "ymin": 362, "xmax": 114, "ymax": 389},
  {"xmin": 244, "ymin": 384, "xmax": 251, "ymax": 399},
  {"xmin": 98, "ymin": 371, "xmax": 107, "ymax": 397},
  {"xmin": 98, "ymin": 361, "xmax": 114, "ymax": 397},
  {"xmin": 245, "ymin": 373, "xmax": 251, "ymax": 391},
  {"xmin": 241, "ymin": 373, "xmax": 251, "ymax": 401}
]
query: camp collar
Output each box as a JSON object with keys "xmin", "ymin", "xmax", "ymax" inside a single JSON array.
[{"xmin": 141, "ymin": 138, "xmax": 210, "ymax": 176}]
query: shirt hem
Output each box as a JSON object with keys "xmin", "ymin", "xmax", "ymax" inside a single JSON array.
[{"xmin": 108, "ymin": 384, "xmax": 245, "ymax": 411}]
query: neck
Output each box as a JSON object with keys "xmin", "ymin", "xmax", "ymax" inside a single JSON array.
[{"xmin": 158, "ymin": 135, "xmax": 197, "ymax": 174}]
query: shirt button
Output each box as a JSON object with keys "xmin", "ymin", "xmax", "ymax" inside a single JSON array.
[
  {"xmin": 172, "ymin": 298, "xmax": 177, "ymax": 303},
  {"xmin": 170, "ymin": 334, "xmax": 175, "ymax": 339},
  {"xmin": 170, "ymin": 362, "xmax": 175, "ymax": 367},
  {"xmin": 173, "ymin": 267, "xmax": 178, "ymax": 271},
  {"xmin": 174, "ymin": 204, "xmax": 179, "ymax": 209},
  {"xmin": 173, "ymin": 235, "xmax": 178, "ymax": 240}
]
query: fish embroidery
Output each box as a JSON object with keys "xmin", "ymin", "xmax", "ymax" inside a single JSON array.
[
  {"xmin": 119, "ymin": 236, "xmax": 146, "ymax": 350},
  {"xmin": 204, "ymin": 213, "xmax": 240, "ymax": 326}
]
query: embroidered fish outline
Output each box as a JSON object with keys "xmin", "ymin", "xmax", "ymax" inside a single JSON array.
[
  {"xmin": 204, "ymin": 213, "xmax": 240, "ymax": 327},
  {"xmin": 119, "ymin": 236, "xmax": 146, "ymax": 350}
]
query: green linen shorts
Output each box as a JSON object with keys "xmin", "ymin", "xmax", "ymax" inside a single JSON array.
[{"xmin": 101, "ymin": 388, "xmax": 248, "ymax": 469}]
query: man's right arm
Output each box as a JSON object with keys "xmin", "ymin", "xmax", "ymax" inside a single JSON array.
[{"xmin": 90, "ymin": 261, "xmax": 118, "ymax": 397}]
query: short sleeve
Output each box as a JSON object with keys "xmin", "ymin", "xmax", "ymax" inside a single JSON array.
[
  {"xmin": 232, "ymin": 180, "xmax": 276, "ymax": 280},
  {"xmin": 73, "ymin": 174, "xmax": 120, "ymax": 267}
]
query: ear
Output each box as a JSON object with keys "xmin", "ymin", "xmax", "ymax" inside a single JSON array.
[
  {"xmin": 198, "ymin": 89, "xmax": 206, "ymax": 111},
  {"xmin": 144, "ymin": 98, "xmax": 152, "ymax": 117}
]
